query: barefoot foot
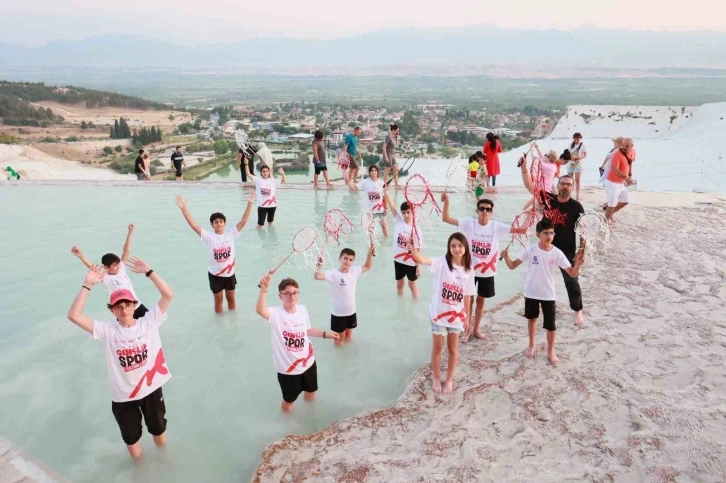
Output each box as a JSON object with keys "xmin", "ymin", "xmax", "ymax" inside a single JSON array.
[
  {"xmin": 432, "ymin": 378, "xmax": 442, "ymax": 394},
  {"xmin": 473, "ymin": 330, "xmax": 486, "ymax": 340},
  {"xmin": 460, "ymin": 331, "xmax": 471, "ymax": 343},
  {"xmin": 574, "ymin": 311, "xmax": 585, "ymax": 328},
  {"xmin": 443, "ymin": 379, "xmax": 454, "ymax": 394},
  {"xmin": 548, "ymin": 351, "xmax": 559, "ymax": 366},
  {"xmin": 523, "ymin": 346, "xmax": 536, "ymax": 358}
]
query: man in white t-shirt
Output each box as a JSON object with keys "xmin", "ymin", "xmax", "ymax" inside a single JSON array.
[
  {"xmin": 441, "ymin": 193, "xmax": 527, "ymax": 343},
  {"xmin": 66, "ymin": 257, "xmax": 174, "ymax": 459},
  {"xmin": 349, "ymin": 165, "xmax": 389, "ymax": 237},
  {"xmin": 175, "ymin": 190, "xmax": 255, "ymax": 313},
  {"xmin": 256, "ymin": 275, "xmax": 339, "ymax": 412},
  {"xmin": 383, "ymin": 189, "xmax": 422, "ymax": 298},
  {"xmin": 71, "ymin": 223, "xmax": 149, "ymax": 319},
  {"xmin": 501, "ymin": 219, "xmax": 583, "ymax": 367},
  {"xmin": 314, "ymin": 245, "xmax": 375, "ymax": 345}
]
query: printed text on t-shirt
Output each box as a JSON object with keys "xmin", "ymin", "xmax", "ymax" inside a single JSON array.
[
  {"xmin": 283, "ymin": 330, "xmax": 306, "ymax": 352},
  {"xmin": 441, "ymin": 282, "xmax": 464, "ymax": 305},
  {"xmin": 117, "ymin": 343, "xmax": 148, "ymax": 372}
]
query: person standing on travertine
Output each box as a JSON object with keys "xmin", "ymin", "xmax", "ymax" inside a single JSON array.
[
  {"xmin": 382, "ymin": 124, "xmax": 400, "ymax": 188},
  {"xmin": 170, "ymin": 146, "xmax": 187, "ymax": 181},
  {"xmin": 565, "ymin": 133, "xmax": 587, "ymax": 200},
  {"xmin": 604, "ymin": 137, "xmax": 636, "ymax": 224},
  {"xmin": 483, "ymin": 133, "xmax": 502, "ymax": 186},
  {"xmin": 344, "ymin": 127, "xmax": 362, "ymax": 184}
]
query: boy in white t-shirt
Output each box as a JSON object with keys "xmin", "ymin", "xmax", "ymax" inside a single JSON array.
[
  {"xmin": 175, "ymin": 190, "xmax": 255, "ymax": 313},
  {"xmin": 348, "ymin": 165, "xmax": 389, "ymax": 237},
  {"xmin": 314, "ymin": 246, "xmax": 375, "ymax": 346},
  {"xmin": 256, "ymin": 275, "xmax": 339, "ymax": 412},
  {"xmin": 383, "ymin": 189, "xmax": 422, "ymax": 298},
  {"xmin": 66, "ymin": 257, "xmax": 174, "ymax": 459},
  {"xmin": 410, "ymin": 232, "xmax": 476, "ymax": 395},
  {"xmin": 71, "ymin": 223, "xmax": 149, "ymax": 319},
  {"xmin": 501, "ymin": 219, "xmax": 583, "ymax": 366},
  {"xmin": 441, "ymin": 193, "xmax": 527, "ymax": 342}
]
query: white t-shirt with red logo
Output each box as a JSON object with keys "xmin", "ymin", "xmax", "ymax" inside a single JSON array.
[
  {"xmin": 356, "ymin": 178, "xmax": 386, "ymax": 213},
  {"xmin": 324, "ymin": 266, "xmax": 363, "ymax": 316},
  {"xmin": 255, "ymin": 177, "xmax": 281, "ymax": 208},
  {"xmin": 267, "ymin": 305, "xmax": 315, "ymax": 375},
  {"xmin": 392, "ymin": 214, "xmax": 422, "ymax": 267},
  {"xmin": 428, "ymin": 256, "xmax": 476, "ymax": 329},
  {"xmin": 102, "ymin": 262, "xmax": 141, "ymax": 309},
  {"xmin": 457, "ymin": 218, "xmax": 511, "ymax": 278},
  {"xmin": 201, "ymin": 227, "xmax": 241, "ymax": 277},
  {"xmin": 93, "ymin": 304, "xmax": 171, "ymax": 402},
  {"xmin": 517, "ymin": 243, "xmax": 571, "ymax": 301}
]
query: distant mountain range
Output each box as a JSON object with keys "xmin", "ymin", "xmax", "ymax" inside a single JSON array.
[{"xmin": 2, "ymin": 26, "xmax": 726, "ymax": 69}]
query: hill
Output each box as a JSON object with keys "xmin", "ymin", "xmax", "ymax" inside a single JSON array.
[{"xmin": 0, "ymin": 81, "xmax": 170, "ymax": 126}]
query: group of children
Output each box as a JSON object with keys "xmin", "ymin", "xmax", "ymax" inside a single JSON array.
[{"xmin": 66, "ymin": 167, "xmax": 585, "ymax": 458}]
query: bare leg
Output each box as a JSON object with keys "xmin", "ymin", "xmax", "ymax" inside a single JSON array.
[
  {"xmin": 380, "ymin": 218, "xmax": 389, "ymax": 237},
  {"xmin": 460, "ymin": 297, "xmax": 474, "ymax": 343},
  {"xmin": 392, "ymin": 164, "xmax": 399, "ymax": 187},
  {"xmin": 213, "ymin": 292, "xmax": 224, "ymax": 314},
  {"xmin": 225, "ymin": 289, "xmax": 236, "ymax": 310},
  {"xmin": 408, "ymin": 280, "xmax": 419, "ymax": 299},
  {"xmin": 126, "ymin": 442, "xmax": 142, "ymax": 459},
  {"xmin": 344, "ymin": 328, "xmax": 353, "ymax": 342},
  {"xmin": 334, "ymin": 330, "xmax": 345, "ymax": 347},
  {"xmin": 575, "ymin": 171, "xmax": 582, "ymax": 200},
  {"xmin": 524, "ymin": 319, "xmax": 537, "ymax": 358},
  {"xmin": 604, "ymin": 206, "xmax": 615, "ymax": 223},
  {"xmin": 444, "ymin": 332, "xmax": 459, "ymax": 394},
  {"xmin": 546, "ymin": 330, "xmax": 558, "ymax": 366},
  {"xmin": 383, "ymin": 166, "xmax": 390, "ymax": 185},
  {"xmin": 612, "ymin": 201, "xmax": 629, "ymax": 215},
  {"xmin": 280, "ymin": 400, "xmax": 294, "ymax": 412},
  {"xmin": 431, "ymin": 335, "xmax": 445, "ymax": 393},
  {"xmin": 473, "ymin": 296, "xmax": 486, "ymax": 339},
  {"xmin": 313, "ymin": 173, "xmax": 319, "ymax": 189},
  {"xmin": 303, "ymin": 391, "xmax": 316, "ymax": 402},
  {"xmin": 323, "ymin": 170, "xmax": 333, "ymax": 188},
  {"xmin": 396, "ymin": 279, "xmax": 405, "ymax": 296},
  {"xmin": 152, "ymin": 433, "xmax": 166, "ymax": 447}
]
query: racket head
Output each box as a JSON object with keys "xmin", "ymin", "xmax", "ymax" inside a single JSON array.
[
  {"xmin": 234, "ymin": 130, "xmax": 249, "ymax": 148},
  {"xmin": 404, "ymin": 173, "xmax": 431, "ymax": 206},
  {"xmin": 337, "ymin": 150, "xmax": 350, "ymax": 167},
  {"xmin": 292, "ymin": 226, "xmax": 318, "ymax": 253}
]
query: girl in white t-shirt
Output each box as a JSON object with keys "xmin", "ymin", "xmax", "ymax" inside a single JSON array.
[
  {"xmin": 410, "ymin": 232, "xmax": 476, "ymax": 395},
  {"xmin": 348, "ymin": 164, "xmax": 389, "ymax": 237},
  {"xmin": 256, "ymin": 275, "xmax": 339, "ymax": 412},
  {"xmin": 501, "ymin": 219, "xmax": 583, "ymax": 367},
  {"xmin": 244, "ymin": 161, "xmax": 287, "ymax": 229}
]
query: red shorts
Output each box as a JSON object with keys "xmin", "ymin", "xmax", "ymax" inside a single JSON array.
[{"xmin": 470, "ymin": 171, "xmax": 477, "ymax": 179}]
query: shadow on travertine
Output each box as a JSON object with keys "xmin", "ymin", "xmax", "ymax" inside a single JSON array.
[
  {"xmin": 0, "ymin": 436, "xmax": 69, "ymax": 483},
  {"xmin": 252, "ymin": 191, "xmax": 726, "ymax": 483}
]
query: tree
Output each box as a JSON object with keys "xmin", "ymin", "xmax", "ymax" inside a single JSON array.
[
  {"xmin": 103, "ymin": 146, "xmax": 113, "ymax": 155},
  {"xmin": 114, "ymin": 145, "xmax": 123, "ymax": 152},
  {"xmin": 109, "ymin": 126, "xmax": 115, "ymax": 139},
  {"xmin": 398, "ymin": 111, "xmax": 422, "ymax": 137},
  {"xmin": 367, "ymin": 144, "xmax": 375, "ymax": 153},
  {"xmin": 0, "ymin": 133, "xmax": 19, "ymax": 144},
  {"xmin": 178, "ymin": 122, "xmax": 194, "ymax": 134},
  {"xmin": 213, "ymin": 139, "xmax": 229, "ymax": 155},
  {"xmin": 80, "ymin": 121, "xmax": 88, "ymax": 129},
  {"xmin": 427, "ymin": 143, "xmax": 435, "ymax": 155},
  {"xmin": 113, "ymin": 119, "xmax": 120, "ymax": 138},
  {"xmin": 440, "ymin": 146, "xmax": 457, "ymax": 158}
]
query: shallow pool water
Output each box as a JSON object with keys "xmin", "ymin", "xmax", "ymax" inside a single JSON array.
[{"xmin": 0, "ymin": 183, "xmax": 529, "ymax": 482}]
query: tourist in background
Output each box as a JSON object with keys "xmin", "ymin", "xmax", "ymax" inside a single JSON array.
[
  {"xmin": 565, "ymin": 133, "xmax": 587, "ymax": 200},
  {"xmin": 483, "ymin": 133, "xmax": 502, "ymax": 186},
  {"xmin": 344, "ymin": 127, "xmax": 362, "ymax": 183},
  {"xmin": 237, "ymin": 143, "xmax": 257, "ymax": 182},
  {"xmin": 143, "ymin": 152, "xmax": 151, "ymax": 180},
  {"xmin": 604, "ymin": 138, "xmax": 636, "ymax": 223},
  {"xmin": 383, "ymin": 124, "xmax": 400, "ymax": 188},
  {"xmin": 135, "ymin": 149, "xmax": 149, "ymax": 181},
  {"xmin": 255, "ymin": 142, "xmax": 275, "ymax": 174},
  {"xmin": 312, "ymin": 130, "xmax": 333, "ymax": 189},
  {"xmin": 170, "ymin": 146, "xmax": 187, "ymax": 181},
  {"xmin": 599, "ymin": 137, "xmax": 624, "ymax": 209}
]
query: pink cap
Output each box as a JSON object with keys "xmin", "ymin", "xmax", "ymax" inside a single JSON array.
[{"xmin": 109, "ymin": 289, "xmax": 136, "ymax": 306}]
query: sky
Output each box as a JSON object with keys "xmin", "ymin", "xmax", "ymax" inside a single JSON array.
[{"xmin": 2, "ymin": 0, "xmax": 726, "ymax": 46}]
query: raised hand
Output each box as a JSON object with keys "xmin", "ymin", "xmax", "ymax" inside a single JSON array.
[
  {"xmin": 259, "ymin": 275, "xmax": 271, "ymax": 291},
  {"xmin": 277, "ymin": 167, "xmax": 284, "ymax": 175},
  {"xmin": 247, "ymin": 188, "xmax": 255, "ymax": 204},
  {"xmin": 84, "ymin": 265, "xmax": 105, "ymax": 285},
  {"xmin": 440, "ymin": 192, "xmax": 449, "ymax": 202},
  {"xmin": 128, "ymin": 223, "xmax": 135, "ymax": 232},
  {"xmin": 126, "ymin": 256, "xmax": 151, "ymax": 274},
  {"xmin": 175, "ymin": 194, "xmax": 187, "ymax": 209},
  {"xmin": 500, "ymin": 248, "xmax": 509, "ymax": 260},
  {"xmin": 71, "ymin": 246, "xmax": 83, "ymax": 257}
]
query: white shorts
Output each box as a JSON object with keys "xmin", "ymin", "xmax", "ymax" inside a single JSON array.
[{"xmin": 603, "ymin": 179, "xmax": 629, "ymax": 207}]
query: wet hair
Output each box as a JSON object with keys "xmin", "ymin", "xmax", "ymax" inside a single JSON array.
[
  {"xmin": 389, "ymin": 124, "xmax": 399, "ymax": 131},
  {"xmin": 486, "ymin": 132, "xmax": 496, "ymax": 150},
  {"xmin": 314, "ymin": 130, "xmax": 324, "ymax": 140},
  {"xmin": 476, "ymin": 198, "xmax": 494, "ymax": 210},
  {"xmin": 210, "ymin": 212, "xmax": 226, "ymax": 224},
  {"xmin": 400, "ymin": 201, "xmax": 411, "ymax": 212},
  {"xmin": 339, "ymin": 248, "xmax": 356, "ymax": 259},
  {"xmin": 101, "ymin": 253, "xmax": 121, "ymax": 267},
  {"xmin": 560, "ymin": 149, "xmax": 572, "ymax": 161},
  {"xmin": 368, "ymin": 165, "xmax": 379, "ymax": 175},
  {"xmin": 445, "ymin": 232, "xmax": 472, "ymax": 272},
  {"xmin": 536, "ymin": 219, "xmax": 555, "ymax": 234},
  {"xmin": 571, "ymin": 133, "xmax": 582, "ymax": 149},
  {"xmin": 138, "ymin": 149, "xmax": 144, "ymax": 155},
  {"xmin": 107, "ymin": 298, "xmax": 138, "ymax": 310},
  {"xmin": 278, "ymin": 278, "xmax": 299, "ymax": 292}
]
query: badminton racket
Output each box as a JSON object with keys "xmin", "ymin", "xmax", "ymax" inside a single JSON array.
[
  {"xmin": 259, "ymin": 226, "xmax": 318, "ymax": 287},
  {"xmin": 499, "ymin": 210, "xmax": 538, "ymax": 260},
  {"xmin": 404, "ymin": 173, "xmax": 441, "ymax": 243},
  {"xmin": 360, "ymin": 210, "xmax": 377, "ymax": 256},
  {"xmin": 317, "ymin": 208, "xmax": 356, "ymax": 265},
  {"xmin": 387, "ymin": 156, "xmax": 415, "ymax": 187},
  {"xmin": 234, "ymin": 130, "xmax": 249, "ymax": 148}
]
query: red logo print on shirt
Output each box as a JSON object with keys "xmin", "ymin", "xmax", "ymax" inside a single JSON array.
[
  {"xmin": 440, "ymin": 282, "xmax": 464, "ymax": 306},
  {"xmin": 213, "ymin": 246, "xmax": 232, "ymax": 262},
  {"xmin": 471, "ymin": 240, "xmax": 492, "ymax": 258},
  {"xmin": 283, "ymin": 330, "xmax": 306, "ymax": 353},
  {"xmin": 215, "ymin": 260, "xmax": 235, "ymax": 276},
  {"xmin": 128, "ymin": 348, "xmax": 168, "ymax": 399},
  {"xmin": 473, "ymin": 253, "xmax": 498, "ymax": 274},
  {"xmin": 286, "ymin": 344, "xmax": 314, "ymax": 373},
  {"xmin": 117, "ymin": 343, "xmax": 148, "ymax": 372},
  {"xmin": 434, "ymin": 308, "xmax": 466, "ymax": 324},
  {"xmin": 544, "ymin": 208, "xmax": 567, "ymax": 227},
  {"xmin": 261, "ymin": 196, "xmax": 277, "ymax": 206},
  {"xmin": 261, "ymin": 188, "xmax": 271, "ymax": 197}
]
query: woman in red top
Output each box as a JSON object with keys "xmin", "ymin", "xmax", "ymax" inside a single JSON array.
[{"xmin": 483, "ymin": 133, "xmax": 502, "ymax": 186}]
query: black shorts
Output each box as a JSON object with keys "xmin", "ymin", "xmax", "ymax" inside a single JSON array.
[
  {"xmin": 133, "ymin": 303, "xmax": 149, "ymax": 319},
  {"xmin": 394, "ymin": 261, "xmax": 418, "ymax": 281},
  {"xmin": 314, "ymin": 164, "xmax": 327, "ymax": 175},
  {"xmin": 524, "ymin": 297, "xmax": 557, "ymax": 331},
  {"xmin": 277, "ymin": 361, "xmax": 318, "ymax": 403},
  {"xmin": 208, "ymin": 272, "xmax": 237, "ymax": 294},
  {"xmin": 173, "ymin": 161, "xmax": 183, "ymax": 177},
  {"xmin": 111, "ymin": 386, "xmax": 167, "ymax": 445},
  {"xmin": 474, "ymin": 276, "xmax": 495, "ymax": 298},
  {"xmin": 257, "ymin": 206, "xmax": 277, "ymax": 226},
  {"xmin": 331, "ymin": 313, "xmax": 358, "ymax": 333}
]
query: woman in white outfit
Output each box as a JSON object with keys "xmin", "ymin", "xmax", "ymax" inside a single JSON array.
[
  {"xmin": 565, "ymin": 133, "xmax": 587, "ymax": 200},
  {"xmin": 256, "ymin": 142, "xmax": 274, "ymax": 173}
]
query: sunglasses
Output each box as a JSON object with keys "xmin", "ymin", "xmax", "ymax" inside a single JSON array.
[{"xmin": 477, "ymin": 207, "xmax": 493, "ymax": 213}]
